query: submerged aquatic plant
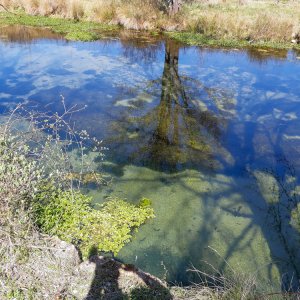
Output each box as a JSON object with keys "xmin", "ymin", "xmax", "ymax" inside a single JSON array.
[{"xmin": 34, "ymin": 189, "xmax": 154, "ymax": 257}]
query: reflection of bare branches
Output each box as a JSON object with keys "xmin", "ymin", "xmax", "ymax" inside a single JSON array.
[
  {"xmin": 0, "ymin": 25, "xmax": 62, "ymax": 43},
  {"xmin": 262, "ymin": 159, "xmax": 300, "ymax": 282},
  {"xmin": 2, "ymin": 98, "xmax": 104, "ymax": 189},
  {"xmin": 196, "ymin": 47, "xmax": 289, "ymax": 65},
  {"xmin": 119, "ymin": 30, "xmax": 163, "ymax": 63},
  {"xmin": 108, "ymin": 39, "xmax": 233, "ymax": 172},
  {"xmin": 246, "ymin": 48, "xmax": 288, "ymax": 65}
]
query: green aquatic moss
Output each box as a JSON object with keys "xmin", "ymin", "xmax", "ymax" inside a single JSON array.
[
  {"xmin": 0, "ymin": 12, "xmax": 118, "ymax": 41},
  {"xmin": 34, "ymin": 188, "xmax": 155, "ymax": 258},
  {"xmin": 138, "ymin": 197, "xmax": 152, "ymax": 208},
  {"xmin": 65, "ymin": 31, "xmax": 98, "ymax": 41}
]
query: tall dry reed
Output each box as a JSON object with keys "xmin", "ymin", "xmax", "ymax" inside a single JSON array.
[{"xmin": 1, "ymin": 0, "xmax": 299, "ymax": 42}]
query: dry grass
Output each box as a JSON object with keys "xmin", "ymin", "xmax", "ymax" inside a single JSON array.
[
  {"xmin": 115, "ymin": 0, "xmax": 163, "ymax": 30},
  {"xmin": 182, "ymin": 0, "xmax": 300, "ymax": 42},
  {"xmin": 69, "ymin": 0, "xmax": 84, "ymax": 19},
  {"xmin": 1, "ymin": 0, "xmax": 299, "ymax": 42},
  {"xmin": 0, "ymin": 122, "xmax": 78, "ymax": 299},
  {"xmin": 91, "ymin": 0, "xmax": 118, "ymax": 23}
]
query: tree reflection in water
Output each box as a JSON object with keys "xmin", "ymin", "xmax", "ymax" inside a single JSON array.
[
  {"xmin": 0, "ymin": 24, "xmax": 63, "ymax": 43},
  {"xmin": 108, "ymin": 38, "xmax": 234, "ymax": 172}
]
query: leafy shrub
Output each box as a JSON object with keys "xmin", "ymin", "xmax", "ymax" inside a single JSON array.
[
  {"xmin": 34, "ymin": 188, "xmax": 154, "ymax": 258},
  {"xmin": 0, "ymin": 135, "xmax": 41, "ymax": 228}
]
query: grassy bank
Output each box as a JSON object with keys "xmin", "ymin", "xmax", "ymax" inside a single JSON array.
[
  {"xmin": 0, "ymin": 11, "xmax": 118, "ymax": 41},
  {"xmin": 0, "ymin": 0, "xmax": 300, "ymax": 49},
  {"xmin": 166, "ymin": 32, "xmax": 300, "ymax": 50}
]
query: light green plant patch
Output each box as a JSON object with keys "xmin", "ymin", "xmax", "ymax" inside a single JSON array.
[
  {"xmin": 0, "ymin": 12, "xmax": 118, "ymax": 41},
  {"xmin": 34, "ymin": 188, "xmax": 155, "ymax": 258}
]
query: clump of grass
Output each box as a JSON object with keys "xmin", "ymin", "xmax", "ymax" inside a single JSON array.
[
  {"xmin": 65, "ymin": 29, "xmax": 98, "ymax": 41},
  {"xmin": 171, "ymin": 263, "xmax": 300, "ymax": 300},
  {"xmin": 69, "ymin": 0, "xmax": 84, "ymax": 20},
  {"xmin": 115, "ymin": 0, "xmax": 163, "ymax": 30},
  {"xmin": 91, "ymin": 0, "xmax": 118, "ymax": 23},
  {"xmin": 180, "ymin": 0, "xmax": 300, "ymax": 43},
  {"xmin": 174, "ymin": 246, "xmax": 300, "ymax": 300}
]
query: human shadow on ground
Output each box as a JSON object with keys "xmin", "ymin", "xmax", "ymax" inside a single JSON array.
[{"xmin": 85, "ymin": 256, "xmax": 173, "ymax": 300}]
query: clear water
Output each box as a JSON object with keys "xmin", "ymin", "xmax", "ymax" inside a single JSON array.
[{"xmin": 1, "ymin": 25, "xmax": 300, "ymax": 289}]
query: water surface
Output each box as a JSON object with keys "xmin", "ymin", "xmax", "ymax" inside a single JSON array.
[{"xmin": 1, "ymin": 25, "xmax": 300, "ymax": 290}]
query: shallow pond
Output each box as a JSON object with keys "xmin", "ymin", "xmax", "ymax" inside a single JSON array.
[{"xmin": 1, "ymin": 25, "xmax": 300, "ymax": 290}]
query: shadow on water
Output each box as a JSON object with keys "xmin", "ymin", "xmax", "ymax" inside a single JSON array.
[
  {"xmin": 110, "ymin": 158, "xmax": 300, "ymax": 291},
  {"xmin": 222, "ymin": 116, "xmax": 300, "ymax": 289},
  {"xmin": 99, "ymin": 37, "xmax": 300, "ymax": 290},
  {"xmin": 161, "ymin": 117, "xmax": 300, "ymax": 289},
  {"xmin": 218, "ymin": 76, "xmax": 300, "ymax": 288}
]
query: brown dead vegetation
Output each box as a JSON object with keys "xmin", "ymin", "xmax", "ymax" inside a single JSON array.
[{"xmin": 0, "ymin": 0, "xmax": 299, "ymax": 43}]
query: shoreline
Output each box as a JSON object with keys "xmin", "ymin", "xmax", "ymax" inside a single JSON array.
[{"xmin": 0, "ymin": 11, "xmax": 299, "ymax": 50}]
